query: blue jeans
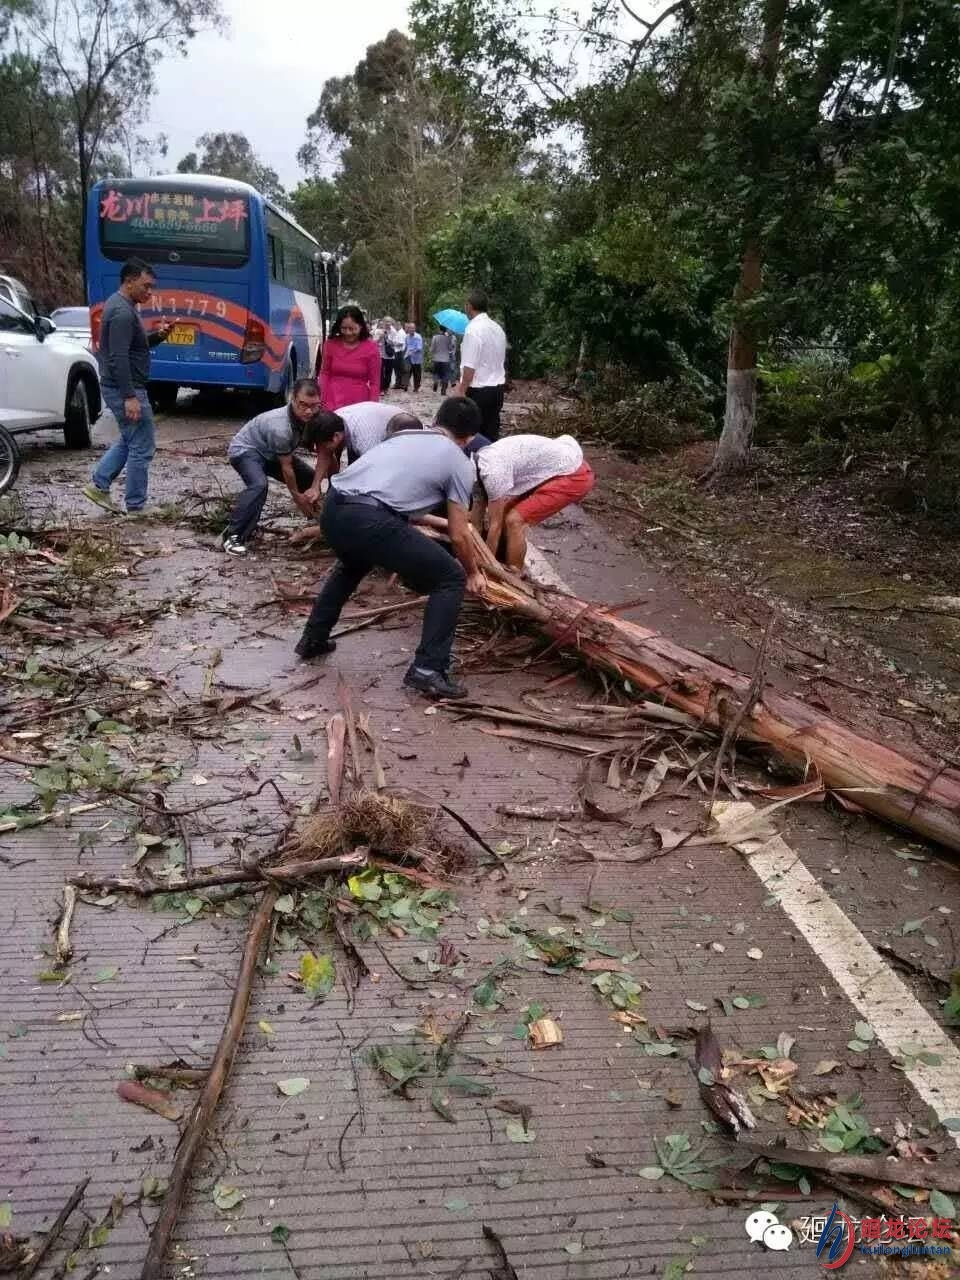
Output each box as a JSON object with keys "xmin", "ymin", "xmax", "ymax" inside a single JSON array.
[
  {"xmin": 92, "ymin": 389, "xmax": 156, "ymax": 510},
  {"xmin": 227, "ymin": 450, "xmax": 315, "ymax": 543}
]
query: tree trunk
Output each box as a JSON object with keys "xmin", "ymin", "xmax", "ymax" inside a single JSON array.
[
  {"xmin": 707, "ymin": 0, "xmax": 788, "ymax": 479},
  {"xmin": 713, "ymin": 241, "xmax": 762, "ymax": 475}
]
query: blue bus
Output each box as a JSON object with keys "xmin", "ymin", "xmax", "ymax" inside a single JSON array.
[{"xmin": 85, "ymin": 174, "xmax": 338, "ymax": 408}]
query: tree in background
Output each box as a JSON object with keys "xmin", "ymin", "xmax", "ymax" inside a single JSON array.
[
  {"xmin": 295, "ymin": 28, "xmax": 521, "ymax": 322},
  {"xmin": 426, "ymin": 197, "xmax": 543, "ymax": 372},
  {"xmin": 413, "ymin": 0, "xmax": 960, "ymax": 478},
  {"xmin": 177, "ymin": 131, "xmax": 285, "ymax": 205},
  {"xmin": 0, "ymin": 0, "xmax": 223, "ymax": 298},
  {"xmin": 19, "ymin": 0, "xmax": 224, "ymax": 211},
  {"xmin": 288, "ymin": 177, "xmax": 349, "ymax": 257}
]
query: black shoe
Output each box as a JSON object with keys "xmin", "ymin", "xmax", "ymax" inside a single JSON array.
[
  {"xmin": 403, "ymin": 665, "xmax": 467, "ymax": 699},
  {"xmin": 295, "ymin": 635, "xmax": 337, "ymax": 660}
]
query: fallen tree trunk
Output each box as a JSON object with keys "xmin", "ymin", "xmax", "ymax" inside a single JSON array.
[{"xmin": 469, "ymin": 530, "xmax": 960, "ymax": 854}]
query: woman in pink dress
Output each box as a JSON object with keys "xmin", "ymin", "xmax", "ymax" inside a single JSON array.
[{"xmin": 318, "ymin": 306, "xmax": 381, "ymax": 410}]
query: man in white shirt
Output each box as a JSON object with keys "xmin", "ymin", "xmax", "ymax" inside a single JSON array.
[
  {"xmin": 389, "ymin": 321, "xmax": 407, "ymax": 390},
  {"xmin": 453, "ymin": 289, "xmax": 507, "ymax": 441},
  {"xmin": 337, "ymin": 402, "xmax": 422, "ymax": 462},
  {"xmin": 475, "ymin": 433, "xmax": 595, "ymax": 570}
]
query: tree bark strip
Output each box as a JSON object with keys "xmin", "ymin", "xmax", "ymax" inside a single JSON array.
[
  {"xmin": 140, "ymin": 887, "xmax": 278, "ymax": 1280},
  {"xmin": 471, "ymin": 532, "xmax": 960, "ymax": 853}
]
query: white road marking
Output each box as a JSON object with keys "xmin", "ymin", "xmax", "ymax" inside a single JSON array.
[{"xmin": 526, "ymin": 542, "xmax": 960, "ymax": 1140}]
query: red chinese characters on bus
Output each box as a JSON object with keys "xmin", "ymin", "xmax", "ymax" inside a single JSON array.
[
  {"xmin": 99, "ymin": 189, "xmax": 248, "ymax": 230},
  {"xmin": 195, "ymin": 199, "xmax": 247, "ymax": 230},
  {"xmin": 100, "ymin": 189, "xmax": 155, "ymax": 222}
]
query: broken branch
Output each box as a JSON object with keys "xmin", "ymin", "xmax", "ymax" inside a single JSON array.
[
  {"xmin": 20, "ymin": 1177, "xmax": 90, "ymax": 1280},
  {"xmin": 739, "ymin": 1141, "xmax": 960, "ymax": 1194},
  {"xmin": 140, "ymin": 887, "xmax": 278, "ymax": 1280}
]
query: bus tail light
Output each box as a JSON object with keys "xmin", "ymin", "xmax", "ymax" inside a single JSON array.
[{"xmin": 240, "ymin": 317, "xmax": 267, "ymax": 364}]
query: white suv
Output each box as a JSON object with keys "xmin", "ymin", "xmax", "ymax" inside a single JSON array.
[{"xmin": 0, "ymin": 294, "xmax": 101, "ymax": 448}]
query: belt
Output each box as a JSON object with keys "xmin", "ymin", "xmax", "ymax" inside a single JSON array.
[{"xmin": 332, "ymin": 490, "xmax": 407, "ymax": 521}]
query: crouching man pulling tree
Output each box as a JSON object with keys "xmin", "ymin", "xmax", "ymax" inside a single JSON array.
[
  {"xmin": 222, "ymin": 379, "xmax": 345, "ymax": 555},
  {"xmin": 295, "ymin": 417, "xmax": 484, "ymax": 700}
]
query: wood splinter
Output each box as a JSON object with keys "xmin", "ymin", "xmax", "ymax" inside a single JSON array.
[{"xmin": 54, "ymin": 884, "xmax": 77, "ymax": 965}]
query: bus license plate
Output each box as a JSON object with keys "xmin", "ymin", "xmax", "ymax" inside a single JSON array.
[{"xmin": 168, "ymin": 324, "xmax": 196, "ymax": 345}]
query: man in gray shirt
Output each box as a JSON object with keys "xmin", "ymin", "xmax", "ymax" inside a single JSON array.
[
  {"xmin": 223, "ymin": 379, "xmax": 344, "ymax": 555},
  {"xmin": 84, "ymin": 257, "xmax": 174, "ymax": 513},
  {"xmin": 295, "ymin": 409, "xmax": 484, "ymax": 699}
]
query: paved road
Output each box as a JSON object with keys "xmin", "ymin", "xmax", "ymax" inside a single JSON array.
[{"xmin": 2, "ymin": 390, "xmax": 959, "ymax": 1278}]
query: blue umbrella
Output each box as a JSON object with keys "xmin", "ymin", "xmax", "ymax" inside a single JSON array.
[{"xmin": 432, "ymin": 308, "xmax": 468, "ymax": 336}]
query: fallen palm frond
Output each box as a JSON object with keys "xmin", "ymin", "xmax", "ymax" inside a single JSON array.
[{"xmin": 467, "ymin": 528, "xmax": 960, "ymax": 854}]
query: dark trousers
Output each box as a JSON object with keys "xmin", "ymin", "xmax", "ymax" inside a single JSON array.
[
  {"xmin": 302, "ymin": 491, "xmax": 466, "ymax": 672},
  {"xmin": 379, "ymin": 354, "xmax": 393, "ymax": 393},
  {"xmin": 432, "ymin": 361, "xmax": 450, "ymax": 394},
  {"xmin": 467, "ymin": 385, "xmax": 505, "ymax": 442},
  {"xmin": 228, "ymin": 450, "xmax": 315, "ymax": 543},
  {"xmin": 406, "ymin": 360, "xmax": 423, "ymax": 391},
  {"xmin": 393, "ymin": 352, "xmax": 406, "ymax": 388}
]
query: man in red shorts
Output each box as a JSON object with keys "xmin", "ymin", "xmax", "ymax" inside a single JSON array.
[{"xmin": 475, "ymin": 432, "xmax": 595, "ymax": 570}]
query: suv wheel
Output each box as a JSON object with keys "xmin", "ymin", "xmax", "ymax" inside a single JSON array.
[
  {"xmin": 0, "ymin": 424, "xmax": 21, "ymax": 495},
  {"xmin": 63, "ymin": 374, "xmax": 92, "ymax": 449}
]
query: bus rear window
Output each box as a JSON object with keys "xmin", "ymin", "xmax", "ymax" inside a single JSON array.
[{"xmin": 98, "ymin": 184, "xmax": 250, "ymax": 265}]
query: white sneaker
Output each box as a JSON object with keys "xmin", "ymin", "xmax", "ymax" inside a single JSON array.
[{"xmin": 221, "ymin": 535, "xmax": 247, "ymax": 556}]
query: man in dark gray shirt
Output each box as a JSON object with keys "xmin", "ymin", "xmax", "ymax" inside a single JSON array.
[
  {"xmin": 296, "ymin": 411, "xmax": 484, "ymax": 699},
  {"xmin": 83, "ymin": 257, "xmax": 174, "ymax": 513},
  {"xmin": 222, "ymin": 380, "xmax": 344, "ymax": 555}
]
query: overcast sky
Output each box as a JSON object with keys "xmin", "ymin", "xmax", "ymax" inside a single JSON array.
[{"xmin": 148, "ymin": 0, "xmax": 408, "ymax": 188}]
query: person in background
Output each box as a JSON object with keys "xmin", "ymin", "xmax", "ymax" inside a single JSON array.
[
  {"xmin": 318, "ymin": 305, "xmax": 380, "ymax": 411},
  {"xmin": 474, "ymin": 432, "xmax": 595, "ymax": 570},
  {"xmin": 294, "ymin": 418, "xmax": 484, "ymax": 700},
  {"xmin": 404, "ymin": 321, "xmax": 424, "ymax": 392},
  {"xmin": 83, "ymin": 256, "xmax": 176, "ymax": 514},
  {"xmin": 377, "ymin": 319, "xmax": 394, "ymax": 394},
  {"xmin": 222, "ymin": 379, "xmax": 340, "ymax": 556},
  {"xmin": 447, "ymin": 329, "xmax": 459, "ymax": 384},
  {"xmin": 430, "ymin": 328, "xmax": 452, "ymax": 394},
  {"xmin": 453, "ymin": 289, "xmax": 507, "ymax": 442},
  {"xmin": 389, "ymin": 320, "xmax": 407, "ymax": 389}
]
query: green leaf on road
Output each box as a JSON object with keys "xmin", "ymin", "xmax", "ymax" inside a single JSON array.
[
  {"xmin": 505, "ymin": 1119, "xmax": 536, "ymax": 1143},
  {"xmin": 930, "ymin": 1189, "xmax": 955, "ymax": 1217},
  {"xmin": 299, "ymin": 952, "xmax": 335, "ymax": 1000},
  {"xmin": 213, "ymin": 1184, "xmax": 244, "ymax": 1211},
  {"xmin": 277, "ymin": 1077, "xmax": 310, "ymax": 1097}
]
